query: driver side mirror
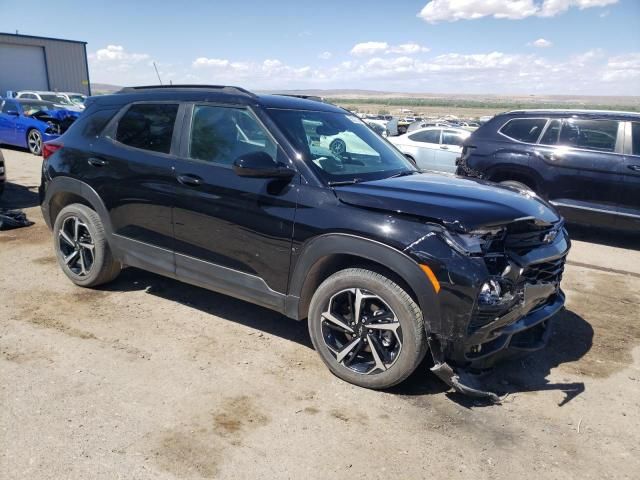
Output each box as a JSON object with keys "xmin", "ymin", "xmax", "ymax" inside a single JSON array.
[{"xmin": 232, "ymin": 151, "xmax": 295, "ymax": 179}]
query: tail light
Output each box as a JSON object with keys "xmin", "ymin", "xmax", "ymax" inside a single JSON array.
[{"xmin": 42, "ymin": 142, "xmax": 63, "ymax": 160}]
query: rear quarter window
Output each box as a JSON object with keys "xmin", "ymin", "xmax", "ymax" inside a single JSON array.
[
  {"xmin": 499, "ymin": 118, "xmax": 548, "ymax": 143},
  {"xmin": 632, "ymin": 122, "xmax": 640, "ymax": 156},
  {"xmin": 115, "ymin": 103, "xmax": 179, "ymax": 154}
]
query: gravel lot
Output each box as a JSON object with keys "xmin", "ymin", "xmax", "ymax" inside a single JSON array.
[{"xmin": 1, "ymin": 147, "xmax": 639, "ymax": 480}]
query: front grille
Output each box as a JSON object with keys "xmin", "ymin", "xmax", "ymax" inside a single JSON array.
[
  {"xmin": 522, "ymin": 256, "xmax": 565, "ymax": 285},
  {"xmin": 504, "ymin": 223, "xmax": 561, "ymax": 253}
]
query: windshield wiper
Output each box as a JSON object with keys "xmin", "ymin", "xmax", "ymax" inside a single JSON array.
[
  {"xmin": 388, "ymin": 170, "xmax": 419, "ymax": 178},
  {"xmin": 327, "ymin": 178, "xmax": 363, "ymax": 186}
]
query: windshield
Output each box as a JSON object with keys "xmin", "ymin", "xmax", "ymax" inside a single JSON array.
[
  {"xmin": 40, "ymin": 94, "xmax": 72, "ymax": 105},
  {"xmin": 268, "ymin": 109, "xmax": 415, "ymax": 183}
]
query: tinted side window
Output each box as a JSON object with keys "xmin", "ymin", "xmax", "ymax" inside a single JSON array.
[
  {"xmin": 499, "ymin": 118, "xmax": 547, "ymax": 143},
  {"xmin": 409, "ymin": 129, "xmax": 440, "ymax": 144},
  {"xmin": 558, "ymin": 119, "xmax": 618, "ymax": 152},
  {"xmin": 441, "ymin": 130, "xmax": 466, "ymax": 147},
  {"xmin": 632, "ymin": 122, "xmax": 640, "ymax": 156},
  {"xmin": 115, "ymin": 103, "xmax": 178, "ymax": 154},
  {"xmin": 539, "ymin": 119, "xmax": 561, "ymax": 145},
  {"xmin": 189, "ymin": 105, "xmax": 276, "ymax": 165}
]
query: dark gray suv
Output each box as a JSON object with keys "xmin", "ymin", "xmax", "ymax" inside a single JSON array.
[{"xmin": 456, "ymin": 110, "xmax": 640, "ymax": 231}]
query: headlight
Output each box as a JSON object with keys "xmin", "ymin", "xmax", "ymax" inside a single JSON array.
[{"xmin": 438, "ymin": 228, "xmax": 503, "ymax": 256}]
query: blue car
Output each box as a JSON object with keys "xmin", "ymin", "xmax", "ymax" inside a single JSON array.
[{"xmin": 0, "ymin": 98, "xmax": 80, "ymax": 155}]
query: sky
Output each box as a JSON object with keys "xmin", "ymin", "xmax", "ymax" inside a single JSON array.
[{"xmin": 1, "ymin": 0, "xmax": 639, "ymax": 95}]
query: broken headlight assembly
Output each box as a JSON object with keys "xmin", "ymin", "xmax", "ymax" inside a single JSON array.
[
  {"xmin": 437, "ymin": 227, "xmax": 504, "ymax": 256},
  {"xmin": 45, "ymin": 121, "xmax": 61, "ymax": 135}
]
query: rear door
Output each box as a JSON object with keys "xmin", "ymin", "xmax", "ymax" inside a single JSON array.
[
  {"xmin": 98, "ymin": 102, "xmax": 180, "ymax": 273},
  {"xmin": 437, "ymin": 130, "xmax": 468, "ymax": 173},
  {"xmin": 536, "ymin": 117, "xmax": 623, "ymax": 226},
  {"xmin": 404, "ymin": 129, "xmax": 440, "ymax": 169},
  {"xmin": 172, "ymin": 103, "xmax": 298, "ymax": 308}
]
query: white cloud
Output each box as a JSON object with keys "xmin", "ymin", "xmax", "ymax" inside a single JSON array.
[
  {"xmin": 318, "ymin": 51, "xmax": 332, "ymax": 60},
  {"xmin": 529, "ymin": 38, "xmax": 553, "ymax": 47},
  {"xmin": 90, "ymin": 45, "xmax": 150, "ymax": 64},
  {"xmin": 387, "ymin": 43, "xmax": 431, "ymax": 54},
  {"xmin": 350, "ymin": 41, "xmax": 429, "ymax": 56},
  {"xmin": 602, "ymin": 53, "xmax": 640, "ymax": 81},
  {"xmin": 350, "ymin": 41, "xmax": 389, "ymax": 56},
  {"xmin": 418, "ymin": 0, "xmax": 618, "ymax": 23}
]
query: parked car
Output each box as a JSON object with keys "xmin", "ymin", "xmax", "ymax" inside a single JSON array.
[
  {"xmin": 364, "ymin": 119, "xmax": 388, "ymax": 137},
  {"xmin": 56, "ymin": 92, "xmax": 88, "ymax": 110},
  {"xmin": 456, "ymin": 109, "xmax": 640, "ymax": 231},
  {"xmin": 15, "ymin": 91, "xmax": 83, "ymax": 111},
  {"xmin": 0, "ymin": 149, "xmax": 5, "ymax": 198},
  {"xmin": 389, "ymin": 127, "xmax": 471, "ymax": 173},
  {"xmin": 0, "ymin": 98, "xmax": 80, "ymax": 155},
  {"xmin": 406, "ymin": 120, "xmax": 453, "ymax": 133},
  {"xmin": 40, "ymin": 86, "xmax": 569, "ymax": 399}
]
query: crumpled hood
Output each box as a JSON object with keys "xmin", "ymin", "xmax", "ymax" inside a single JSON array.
[
  {"xmin": 32, "ymin": 109, "xmax": 79, "ymax": 122},
  {"xmin": 334, "ymin": 172, "xmax": 560, "ymax": 232}
]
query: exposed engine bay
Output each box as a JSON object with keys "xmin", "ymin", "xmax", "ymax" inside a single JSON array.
[{"xmin": 30, "ymin": 110, "xmax": 78, "ymax": 135}]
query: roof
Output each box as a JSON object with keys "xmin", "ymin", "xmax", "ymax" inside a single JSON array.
[
  {"xmin": 0, "ymin": 32, "xmax": 87, "ymax": 45},
  {"xmin": 504, "ymin": 108, "xmax": 640, "ymax": 119},
  {"xmin": 95, "ymin": 85, "xmax": 344, "ymax": 113}
]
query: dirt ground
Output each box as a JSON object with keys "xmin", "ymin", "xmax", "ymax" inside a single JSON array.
[{"xmin": 1, "ymin": 147, "xmax": 639, "ymax": 480}]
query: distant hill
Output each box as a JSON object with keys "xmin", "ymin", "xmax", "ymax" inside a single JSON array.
[{"xmin": 91, "ymin": 83, "xmax": 122, "ymax": 94}]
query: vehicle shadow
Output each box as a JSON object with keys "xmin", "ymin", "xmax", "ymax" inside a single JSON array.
[
  {"xmin": 566, "ymin": 223, "xmax": 640, "ymax": 251},
  {"xmin": 393, "ymin": 308, "xmax": 592, "ymax": 407},
  {"xmin": 100, "ymin": 267, "xmax": 313, "ymax": 348},
  {"xmin": 100, "ymin": 268, "xmax": 592, "ymax": 405},
  {"xmin": 0, "ymin": 182, "xmax": 40, "ymax": 209}
]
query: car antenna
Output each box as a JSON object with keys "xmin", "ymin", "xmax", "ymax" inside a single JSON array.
[{"xmin": 153, "ymin": 61, "xmax": 163, "ymax": 86}]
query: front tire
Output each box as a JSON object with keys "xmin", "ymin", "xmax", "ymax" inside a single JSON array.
[
  {"xmin": 308, "ymin": 268, "xmax": 427, "ymax": 389},
  {"xmin": 27, "ymin": 129, "xmax": 43, "ymax": 155},
  {"xmin": 53, "ymin": 204, "xmax": 121, "ymax": 287}
]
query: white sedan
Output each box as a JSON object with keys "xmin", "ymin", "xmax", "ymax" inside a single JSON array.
[{"xmin": 388, "ymin": 127, "xmax": 470, "ymax": 173}]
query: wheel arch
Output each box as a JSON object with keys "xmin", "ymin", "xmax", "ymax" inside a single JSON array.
[
  {"xmin": 485, "ymin": 164, "xmax": 543, "ymax": 193},
  {"xmin": 43, "ymin": 177, "xmax": 113, "ymax": 236},
  {"xmin": 286, "ymin": 234, "xmax": 440, "ymax": 333}
]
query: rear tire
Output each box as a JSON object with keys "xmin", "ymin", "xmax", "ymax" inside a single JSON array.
[
  {"xmin": 53, "ymin": 203, "xmax": 121, "ymax": 287},
  {"xmin": 308, "ymin": 268, "xmax": 427, "ymax": 389}
]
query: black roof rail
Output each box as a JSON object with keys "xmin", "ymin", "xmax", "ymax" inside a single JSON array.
[
  {"xmin": 116, "ymin": 85, "xmax": 257, "ymax": 98},
  {"xmin": 274, "ymin": 94, "xmax": 325, "ymax": 103}
]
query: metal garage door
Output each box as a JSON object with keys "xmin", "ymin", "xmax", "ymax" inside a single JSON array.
[{"xmin": 0, "ymin": 43, "xmax": 49, "ymax": 94}]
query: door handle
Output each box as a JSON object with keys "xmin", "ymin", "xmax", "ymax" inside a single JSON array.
[
  {"xmin": 87, "ymin": 157, "xmax": 108, "ymax": 167},
  {"xmin": 439, "ymin": 145, "xmax": 449, "ymax": 150},
  {"xmin": 628, "ymin": 165, "xmax": 640, "ymax": 172},
  {"xmin": 177, "ymin": 174, "xmax": 203, "ymax": 187}
]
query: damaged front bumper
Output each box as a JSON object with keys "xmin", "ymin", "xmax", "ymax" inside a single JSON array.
[{"xmin": 429, "ymin": 290, "xmax": 564, "ymax": 401}]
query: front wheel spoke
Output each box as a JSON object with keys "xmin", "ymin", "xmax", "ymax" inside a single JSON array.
[
  {"xmin": 336, "ymin": 337, "xmax": 361, "ymax": 364},
  {"xmin": 73, "ymin": 218, "xmax": 80, "ymax": 241},
  {"xmin": 78, "ymin": 250, "xmax": 88, "ymax": 275},
  {"xmin": 321, "ymin": 312, "xmax": 354, "ymax": 334},
  {"xmin": 78, "ymin": 242, "xmax": 94, "ymax": 251},
  {"xmin": 367, "ymin": 334, "xmax": 388, "ymax": 373},
  {"xmin": 64, "ymin": 250, "xmax": 79, "ymax": 265},
  {"xmin": 59, "ymin": 229, "xmax": 74, "ymax": 247},
  {"xmin": 366, "ymin": 321, "xmax": 400, "ymax": 333}
]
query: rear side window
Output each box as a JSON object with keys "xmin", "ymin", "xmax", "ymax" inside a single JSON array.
[
  {"xmin": 632, "ymin": 123, "xmax": 640, "ymax": 156},
  {"xmin": 409, "ymin": 129, "xmax": 440, "ymax": 144},
  {"xmin": 499, "ymin": 118, "xmax": 547, "ymax": 143},
  {"xmin": 115, "ymin": 103, "xmax": 179, "ymax": 154},
  {"xmin": 441, "ymin": 130, "xmax": 466, "ymax": 147},
  {"xmin": 558, "ymin": 118, "xmax": 618, "ymax": 152}
]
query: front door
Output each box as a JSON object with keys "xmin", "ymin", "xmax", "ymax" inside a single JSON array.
[
  {"xmin": 172, "ymin": 103, "xmax": 298, "ymax": 310},
  {"xmin": 437, "ymin": 129, "xmax": 467, "ymax": 173},
  {"xmin": 620, "ymin": 121, "xmax": 640, "ymax": 229},
  {"xmin": 0, "ymin": 100, "xmax": 19, "ymax": 144}
]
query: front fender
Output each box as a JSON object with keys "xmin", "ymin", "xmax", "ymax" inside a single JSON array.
[{"xmin": 285, "ymin": 233, "xmax": 441, "ymax": 333}]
